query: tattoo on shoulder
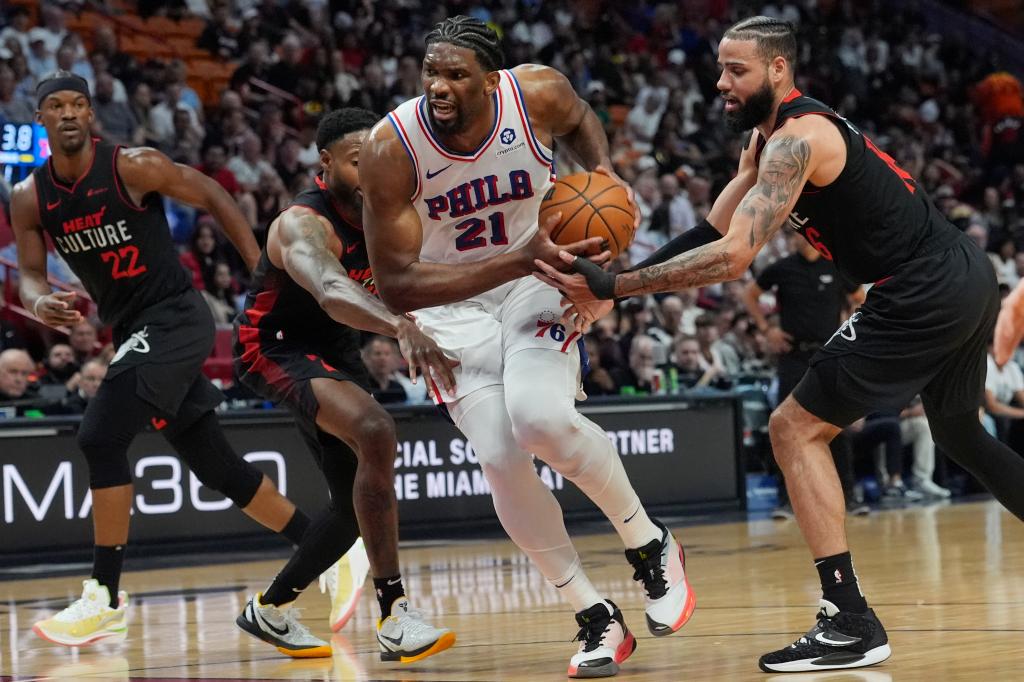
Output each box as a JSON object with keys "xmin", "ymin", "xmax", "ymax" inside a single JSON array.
[{"xmin": 738, "ymin": 134, "xmax": 810, "ymax": 247}]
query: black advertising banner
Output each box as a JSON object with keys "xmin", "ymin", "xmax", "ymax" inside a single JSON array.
[{"xmin": 0, "ymin": 397, "xmax": 742, "ymax": 558}]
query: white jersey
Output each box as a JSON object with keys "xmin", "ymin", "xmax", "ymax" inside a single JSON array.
[{"xmin": 387, "ymin": 69, "xmax": 555, "ymax": 264}]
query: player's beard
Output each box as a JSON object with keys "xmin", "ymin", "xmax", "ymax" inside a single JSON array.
[
  {"xmin": 427, "ymin": 103, "xmax": 466, "ymax": 135},
  {"xmin": 57, "ymin": 127, "xmax": 89, "ymax": 155},
  {"xmin": 331, "ymin": 179, "xmax": 362, "ymax": 221},
  {"xmin": 723, "ymin": 79, "xmax": 775, "ymax": 133}
]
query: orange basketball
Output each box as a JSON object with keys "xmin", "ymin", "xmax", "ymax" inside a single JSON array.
[{"xmin": 538, "ymin": 172, "xmax": 636, "ymax": 258}]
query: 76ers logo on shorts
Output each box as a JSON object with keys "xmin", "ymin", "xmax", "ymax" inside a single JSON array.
[{"xmin": 535, "ymin": 309, "xmax": 578, "ymax": 352}]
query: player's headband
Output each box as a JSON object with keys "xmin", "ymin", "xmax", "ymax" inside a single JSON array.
[{"xmin": 36, "ymin": 75, "xmax": 91, "ymax": 108}]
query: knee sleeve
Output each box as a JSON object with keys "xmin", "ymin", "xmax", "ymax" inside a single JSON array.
[{"xmin": 167, "ymin": 411, "xmax": 263, "ymax": 507}]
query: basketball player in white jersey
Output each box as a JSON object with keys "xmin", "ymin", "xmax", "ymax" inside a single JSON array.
[{"xmin": 360, "ymin": 16, "xmax": 693, "ymax": 678}]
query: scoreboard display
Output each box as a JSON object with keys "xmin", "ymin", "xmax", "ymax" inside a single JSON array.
[{"xmin": 0, "ymin": 122, "xmax": 50, "ymax": 167}]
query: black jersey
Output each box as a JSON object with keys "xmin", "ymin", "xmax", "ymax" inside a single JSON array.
[
  {"xmin": 236, "ymin": 176, "xmax": 372, "ymax": 353},
  {"xmin": 756, "ymin": 253, "xmax": 855, "ymax": 343},
  {"xmin": 756, "ymin": 91, "xmax": 963, "ymax": 284},
  {"xmin": 33, "ymin": 139, "xmax": 190, "ymax": 330}
]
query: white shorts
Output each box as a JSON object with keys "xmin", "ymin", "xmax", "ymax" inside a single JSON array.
[{"xmin": 414, "ymin": 276, "xmax": 583, "ymax": 403}]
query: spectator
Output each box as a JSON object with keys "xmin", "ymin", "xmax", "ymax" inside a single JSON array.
[
  {"xmin": 0, "ymin": 348, "xmax": 40, "ymax": 413},
  {"xmin": 0, "ymin": 63, "xmax": 33, "ymax": 122},
  {"xmin": 197, "ymin": 3, "xmax": 241, "ymax": 60},
  {"xmin": 93, "ymin": 72, "xmax": 138, "ymax": 146},
  {"xmin": 274, "ymin": 137, "xmax": 307, "ymax": 191},
  {"xmin": 670, "ymin": 334, "xmax": 730, "ymax": 391},
  {"xmin": 200, "ymin": 262, "xmax": 238, "ymax": 325},
  {"xmin": 197, "ymin": 144, "xmax": 242, "ymax": 197},
  {"xmin": 128, "ymin": 81, "xmax": 159, "ymax": 146},
  {"xmin": 49, "ymin": 357, "xmax": 107, "ymax": 415},
  {"xmin": 150, "ymin": 83, "xmax": 201, "ymax": 146},
  {"xmin": 228, "ymin": 131, "xmax": 275, "ymax": 193},
  {"xmin": 164, "ymin": 105, "xmax": 203, "ymax": 165},
  {"xmin": 625, "ymin": 87, "xmax": 667, "ymax": 153},
  {"xmin": 181, "ymin": 220, "xmax": 227, "ymax": 290},
  {"xmin": 166, "ymin": 59, "xmax": 201, "ymax": 112},
  {"xmin": 581, "ymin": 334, "xmax": 618, "ymax": 397},
  {"xmin": 611, "ymin": 334, "xmax": 659, "ymax": 394},
  {"xmin": 68, "ymin": 320, "xmax": 99, "ymax": 366},
  {"xmin": 39, "ymin": 343, "xmax": 78, "ymax": 387},
  {"xmin": 362, "ymin": 336, "xmax": 407, "ymax": 404},
  {"xmin": 849, "ymin": 413, "xmax": 925, "ymax": 502},
  {"xmin": 35, "ymin": 3, "xmax": 69, "ymax": 55},
  {"xmin": 900, "ymin": 398, "xmax": 951, "ymax": 498},
  {"xmin": 652, "ymin": 173, "xmax": 697, "ymax": 240},
  {"xmin": 26, "ymin": 29, "xmax": 56, "ymax": 81},
  {"xmin": 0, "ymin": 7, "xmax": 32, "ymax": 56},
  {"xmin": 266, "ymin": 33, "xmax": 303, "ymax": 95},
  {"xmin": 694, "ymin": 313, "xmax": 730, "ymax": 385},
  {"xmin": 985, "ymin": 342, "xmax": 1024, "ymax": 449}
]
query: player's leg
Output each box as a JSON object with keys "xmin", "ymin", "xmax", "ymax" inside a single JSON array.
[
  {"xmin": 449, "ymin": 386, "xmax": 635, "ymax": 678},
  {"xmin": 308, "ymin": 377, "xmax": 454, "ymax": 663},
  {"xmin": 164, "ymin": 376, "xmax": 310, "ymax": 544},
  {"xmin": 501, "ymin": 278, "xmax": 693, "ymax": 638},
  {"xmin": 32, "ymin": 369, "xmax": 153, "ymax": 646},
  {"xmin": 237, "ymin": 429, "xmax": 360, "ymax": 658}
]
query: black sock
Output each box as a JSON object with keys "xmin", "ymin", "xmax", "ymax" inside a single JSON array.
[
  {"xmin": 92, "ymin": 545, "xmax": 125, "ymax": 608},
  {"xmin": 281, "ymin": 509, "xmax": 311, "ymax": 546},
  {"xmin": 374, "ymin": 575, "xmax": 405, "ymax": 617},
  {"xmin": 262, "ymin": 507, "xmax": 359, "ymax": 606},
  {"xmin": 814, "ymin": 551, "xmax": 868, "ymax": 613}
]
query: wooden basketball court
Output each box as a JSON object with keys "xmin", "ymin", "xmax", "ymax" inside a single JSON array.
[{"xmin": 2, "ymin": 500, "xmax": 1021, "ymax": 681}]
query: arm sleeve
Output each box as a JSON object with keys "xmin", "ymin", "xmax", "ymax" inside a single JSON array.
[{"xmin": 627, "ymin": 218, "xmax": 720, "ymax": 272}]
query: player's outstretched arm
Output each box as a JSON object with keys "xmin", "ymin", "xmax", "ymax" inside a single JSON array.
[
  {"xmin": 275, "ymin": 207, "xmax": 457, "ymax": 392},
  {"xmin": 994, "ymin": 279, "xmax": 1024, "ymax": 367},
  {"xmin": 359, "ymin": 121, "xmax": 600, "ymax": 312},
  {"xmin": 115, "ymin": 147, "xmax": 260, "ymax": 272},
  {"xmin": 536, "ymin": 120, "xmax": 820, "ymax": 301},
  {"xmin": 10, "ymin": 177, "xmax": 83, "ymax": 327}
]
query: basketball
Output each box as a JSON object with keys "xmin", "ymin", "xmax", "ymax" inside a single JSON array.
[{"xmin": 538, "ymin": 172, "xmax": 636, "ymax": 258}]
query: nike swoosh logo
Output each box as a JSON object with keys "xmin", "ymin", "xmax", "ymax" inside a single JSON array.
[
  {"xmin": 623, "ymin": 507, "xmax": 639, "ymax": 523},
  {"xmin": 258, "ymin": 611, "xmax": 290, "ymax": 636},
  {"xmin": 346, "ymin": 242, "xmax": 360, "ymax": 254},
  {"xmin": 813, "ymin": 632, "xmax": 857, "ymax": 646},
  {"xmin": 46, "ymin": 200, "xmax": 61, "ymax": 210},
  {"xmin": 387, "ymin": 578, "xmax": 402, "ymax": 586},
  {"xmin": 425, "ymin": 164, "xmax": 452, "ymax": 179},
  {"xmin": 381, "ymin": 632, "xmax": 403, "ymax": 646},
  {"xmin": 87, "ymin": 188, "xmax": 108, "ymax": 197},
  {"xmin": 554, "ymin": 575, "xmax": 575, "ymax": 589}
]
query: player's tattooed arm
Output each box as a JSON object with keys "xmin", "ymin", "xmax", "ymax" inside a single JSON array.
[
  {"xmin": 276, "ymin": 207, "xmax": 400, "ymax": 336},
  {"xmin": 611, "ymin": 133, "xmax": 813, "ymax": 298}
]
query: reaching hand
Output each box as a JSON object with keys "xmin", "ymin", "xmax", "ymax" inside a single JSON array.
[
  {"xmin": 593, "ymin": 165, "xmax": 641, "ymax": 231},
  {"xmin": 33, "ymin": 291, "xmax": 83, "ymax": 327},
  {"xmin": 533, "ymin": 251, "xmax": 616, "ymax": 303},
  {"xmin": 521, "ymin": 211, "xmax": 608, "ymax": 274},
  {"xmin": 395, "ymin": 318, "xmax": 459, "ymax": 396},
  {"xmin": 994, "ymin": 285, "xmax": 1024, "ymax": 367},
  {"xmin": 561, "ymin": 298, "xmax": 614, "ymax": 334}
]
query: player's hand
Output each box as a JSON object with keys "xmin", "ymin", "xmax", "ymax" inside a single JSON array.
[
  {"xmin": 765, "ymin": 326, "xmax": 793, "ymax": 354},
  {"xmin": 395, "ymin": 317, "xmax": 459, "ymax": 395},
  {"xmin": 994, "ymin": 285, "xmax": 1024, "ymax": 368},
  {"xmin": 593, "ymin": 164, "xmax": 640, "ymax": 231},
  {"xmin": 533, "ymin": 251, "xmax": 615, "ymax": 302},
  {"xmin": 521, "ymin": 212, "xmax": 606, "ymax": 274},
  {"xmin": 561, "ymin": 299, "xmax": 614, "ymax": 334},
  {"xmin": 33, "ymin": 291, "xmax": 83, "ymax": 327}
]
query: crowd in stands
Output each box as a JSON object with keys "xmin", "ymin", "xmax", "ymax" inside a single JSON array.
[{"xmin": 2, "ymin": 1, "xmax": 1024, "ymax": 501}]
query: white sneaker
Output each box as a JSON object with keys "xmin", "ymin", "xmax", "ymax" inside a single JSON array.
[
  {"xmin": 376, "ymin": 597, "xmax": 455, "ymax": 663},
  {"xmin": 236, "ymin": 593, "xmax": 331, "ymax": 658},
  {"xmin": 32, "ymin": 579, "xmax": 128, "ymax": 646},
  {"xmin": 916, "ymin": 479, "xmax": 952, "ymax": 498},
  {"xmin": 319, "ymin": 537, "xmax": 370, "ymax": 631},
  {"xmin": 568, "ymin": 600, "xmax": 637, "ymax": 678},
  {"xmin": 624, "ymin": 520, "xmax": 696, "ymax": 636}
]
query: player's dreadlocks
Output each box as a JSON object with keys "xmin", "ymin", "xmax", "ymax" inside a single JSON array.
[
  {"xmin": 425, "ymin": 15, "xmax": 505, "ymax": 72},
  {"xmin": 724, "ymin": 16, "xmax": 798, "ymax": 69}
]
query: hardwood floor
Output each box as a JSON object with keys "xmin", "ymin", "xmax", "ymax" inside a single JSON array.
[{"xmin": 2, "ymin": 500, "xmax": 1022, "ymax": 681}]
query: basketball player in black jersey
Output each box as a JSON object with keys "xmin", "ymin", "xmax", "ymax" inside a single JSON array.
[
  {"xmin": 11, "ymin": 72, "xmax": 312, "ymax": 647},
  {"xmin": 538, "ymin": 17, "xmax": 1024, "ymax": 672},
  {"xmin": 233, "ymin": 108, "xmax": 455, "ymax": 661}
]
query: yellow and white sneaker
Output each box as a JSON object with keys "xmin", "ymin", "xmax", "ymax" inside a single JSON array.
[
  {"xmin": 33, "ymin": 579, "xmax": 128, "ymax": 646},
  {"xmin": 376, "ymin": 597, "xmax": 455, "ymax": 663},
  {"xmin": 318, "ymin": 537, "xmax": 370, "ymax": 632}
]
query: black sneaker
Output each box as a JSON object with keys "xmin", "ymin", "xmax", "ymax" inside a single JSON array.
[
  {"xmin": 845, "ymin": 500, "xmax": 871, "ymax": 516},
  {"xmin": 758, "ymin": 599, "xmax": 891, "ymax": 672}
]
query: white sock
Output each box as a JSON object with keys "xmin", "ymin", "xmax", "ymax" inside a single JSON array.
[{"xmin": 549, "ymin": 555, "xmax": 605, "ymax": 613}]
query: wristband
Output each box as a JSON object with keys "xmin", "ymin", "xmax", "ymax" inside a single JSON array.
[{"xmin": 570, "ymin": 257, "xmax": 617, "ymax": 300}]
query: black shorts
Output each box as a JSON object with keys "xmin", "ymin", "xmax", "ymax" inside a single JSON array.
[
  {"xmin": 104, "ymin": 288, "xmax": 223, "ymax": 418},
  {"xmin": 234, "ymin": 336, "xmax": 370, "ymax": 469},
  {"xmin": 793, "ymin": 236, "xmax": 999, "ymax": 427}
]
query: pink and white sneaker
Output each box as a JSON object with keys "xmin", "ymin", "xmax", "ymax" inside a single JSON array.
[
  {"xmin": 567, "ymin": 600, "xmax": 636, "ymax": 678},
  {"xmin": 625, "ymin": 519, "xmax": 696, "ymax": 636}
]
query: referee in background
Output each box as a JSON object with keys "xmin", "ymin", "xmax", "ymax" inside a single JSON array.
[{"xmin": 744, "ymin": 231, "xmax": 869, "ymax": 517}]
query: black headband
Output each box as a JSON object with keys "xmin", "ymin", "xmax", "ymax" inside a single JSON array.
[{"xmin": 36, "ymin": 76, "xmax": 91, "ymax": 108}]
